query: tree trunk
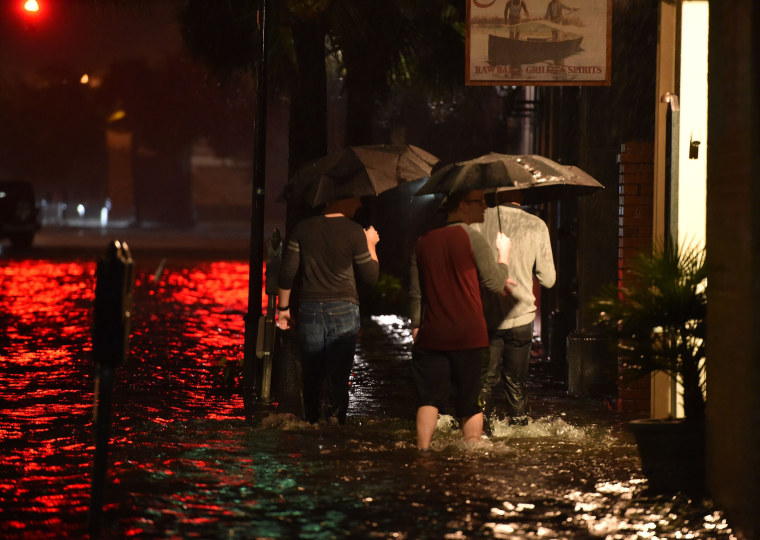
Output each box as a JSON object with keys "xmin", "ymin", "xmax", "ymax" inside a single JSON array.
[
  {"xmin": 287, "ymin": 20, "xmax": 329, "ymax": 233},
  {"xmin": 342, "ymin": 47, "xmax": 386, "ymax": 146},
  {"xmin": 289, "ymin": 21, "xmax": 328, "ymax": 174}
]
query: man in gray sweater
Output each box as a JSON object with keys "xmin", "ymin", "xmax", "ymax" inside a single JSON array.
[{"xmin": 472, "ymin": 194, "xmax": 556, "ymax": 427}]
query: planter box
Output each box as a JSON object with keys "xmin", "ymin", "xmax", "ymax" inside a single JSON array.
[{"xmin": 627, "ymin": 418, "xmax": 706, "ymax": 495}]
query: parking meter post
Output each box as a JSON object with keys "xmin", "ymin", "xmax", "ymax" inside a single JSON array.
[
  {"xmin": 258, "ymin": 229, "xmax": 281, "ymax": 403},
  {"xmin": 243, "ymin": 0, "xmax": 269, "ymax": 422},
  {"xmin": 89, "ymin": 240, "xmax": 133, "ymax": 538}
]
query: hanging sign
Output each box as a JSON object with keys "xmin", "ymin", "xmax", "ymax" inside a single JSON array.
[{"xmin": 466, "ymin": 0, "xmax": 612, "ymax": 86}]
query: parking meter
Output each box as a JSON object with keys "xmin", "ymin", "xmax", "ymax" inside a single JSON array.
[
  {"xmin": 93, "ymin": 240, "xmax": 134, "ymax": 368},
  {"xmin": 89, "ymin": 240, "xmax": 133, "ymax": 537},
  {"xmin": 256, "ymin": 229, "xmax": 281, "ymax": 402},
  {"xmin": 264, "ymin": 229, "xmax": 282, "ymax": 297}
]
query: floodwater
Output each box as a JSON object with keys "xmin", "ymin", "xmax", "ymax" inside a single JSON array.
[{"xmin": 0, "ymin": 259, "xmax": 735, "ymax": 538}]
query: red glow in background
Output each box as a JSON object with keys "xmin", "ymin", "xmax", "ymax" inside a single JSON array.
[{"xmin": 0, "ymin": 259, "xmax": 269, "ymax": 537}]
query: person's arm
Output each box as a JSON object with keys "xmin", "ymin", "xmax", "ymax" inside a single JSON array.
[
  {"xmin": 276, "ymin": 231, "xmax": 300, "ymax": 330},
  {"xmin": 353, "ymin": 225, "xmax": 380, "ymax": 285},
  {"xmin": 277, "ymin": 287, "xmax": 293, "ymax": 329},
  {"xmin": 535, "ymin": 222, "xmax": 556, "ymax": 288},
  {"xmin": 365, "ymin": 226, "xmax": 379, "ymax": 262},
  {"xmin": 468, "ymin": 227, "xmax": 510, "ymax": 294},
  {"xmin": 494, "ymin": 231, "xmax": 511, "ymax": 266},
  {"xmin": 408, "ymin": 248, "xmax": 422, "ymax": 341}
]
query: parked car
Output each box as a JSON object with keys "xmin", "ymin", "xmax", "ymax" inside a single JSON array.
[{"xmin": 0, "ymin": 180, "xmax": 41, "ymax": 248}]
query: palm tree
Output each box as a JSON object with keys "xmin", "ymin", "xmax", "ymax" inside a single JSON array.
[{"xmin": 588, "ymin": 239, "xmax": 707, "ymax": 422}]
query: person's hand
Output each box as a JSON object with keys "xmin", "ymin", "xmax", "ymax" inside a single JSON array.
[
  {"xmin": 365, "ymin": 226, "xmax": 380, "ymax": 247},
  {"xmin": 278, "ymin": 309, "xmax": 293, "ymax": 330},
  {"xmin": 501, "ymin": 277, "xmax": 518, "ymax": 296},
  {"xmin": 411, "ymin": 327, "xmax": 419, "ymax": 341},
  {"xmin": 495, "ymin": 232, "xmax": 511, "ymax": 264}
]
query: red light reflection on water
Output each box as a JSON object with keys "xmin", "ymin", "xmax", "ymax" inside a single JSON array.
[{"xmin": 0, "ymin": 259, "xmax": 269, "ymax": 537}]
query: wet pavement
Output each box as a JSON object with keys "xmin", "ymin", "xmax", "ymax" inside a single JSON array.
[
  {"xmin": 0, "ymin": 251, "xmax": 737, "ymax": 538},
  {"xmin": 8, "ymin": 222, "xmax": 251, "ymax": 261}
]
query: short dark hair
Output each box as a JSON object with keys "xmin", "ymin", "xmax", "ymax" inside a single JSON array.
[{"xmin": 439, "ymin": 191, "xmax": 468, "ymax": 214}]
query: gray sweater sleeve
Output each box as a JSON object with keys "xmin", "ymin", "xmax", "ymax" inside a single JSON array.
[
  {"xmin": 535, "ymin": 220, "xmax": 556, "ymax": 288},
  {"xmin": 408, "ymin": 248, "xmax": 422, "ymax": 328}
]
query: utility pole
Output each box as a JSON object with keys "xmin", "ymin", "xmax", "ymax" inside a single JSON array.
[{"xmin": 242, "ymin": 0, "xmax": 268, "ymax": 418}]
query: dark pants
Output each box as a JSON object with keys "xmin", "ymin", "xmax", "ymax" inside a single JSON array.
[
  {"xmin": 411, "ymin": 346, "xmax": 489, "ymax": 418},
  {"xmin": 297, "ymin": 301, "xmax": 360, "ymax": 424},
  {"xmin": 481, "ymin": 322, "xmax": 533, "ymax": 420}
]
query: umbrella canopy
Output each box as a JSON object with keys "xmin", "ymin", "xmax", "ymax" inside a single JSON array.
[
  {"xmin": 282, "ymin": 144, "xmax": 439, "ymax": 207},
  {"xmin": 415, "ymin": 152, "xmax": 603, "ymax": 205},
  {"xmin": 491, "ymin": 155, "xmax": 604, "ymax": 205},
  {"xmin": 415, "ymin": 152, "xmax": 532, "ymax": 196}
]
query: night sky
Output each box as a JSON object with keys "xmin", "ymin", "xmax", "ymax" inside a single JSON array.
[
  {"xmin": 0, "ymin": 0, "xmax": 181, "ymax": 81},
  {"xmin": 0, "ymin": 1, "xmax": 290, "ymax": 231}
]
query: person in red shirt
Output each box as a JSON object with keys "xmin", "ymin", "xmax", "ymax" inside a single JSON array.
[{"xmin": 409, "ymin": 189, "xmax": 511, "ymax": 450}]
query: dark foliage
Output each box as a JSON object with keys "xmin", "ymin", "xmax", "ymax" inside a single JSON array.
[{"xmin": 588, "ymin": 239, "xmax": 707, "ymax": 422}]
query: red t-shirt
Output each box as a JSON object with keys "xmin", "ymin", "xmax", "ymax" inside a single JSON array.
[{"xmin": 413, "ymin": 225, "xmax": 490, "ymax": 350}]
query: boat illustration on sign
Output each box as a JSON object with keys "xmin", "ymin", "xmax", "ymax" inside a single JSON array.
[{"xmin": 488, "ymin": 22, "xmax": 583, "ymax": 65}]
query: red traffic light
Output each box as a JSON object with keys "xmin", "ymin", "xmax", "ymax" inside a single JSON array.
[{"xmin": 18, "ymin": 0, "xmax": 45, "ymax": 24}]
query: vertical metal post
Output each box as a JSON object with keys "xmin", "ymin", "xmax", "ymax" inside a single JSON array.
[
  {"xmin": 663, "ymin": 93, "xmax": 680, "ymax": 243},
  {"xmin": 243, "ymin": 0, "xmax": 269, "ymax": 416},
  {"xmin": 256, "ymin": 229, "xmax": 281, "ymax": 403},
  {"xmin": 89, "ymin": 240, "xmax": 133, "ymax": 538},
  {"xmin": 662, "ymin": 92, "xmax": 680, "ymax": 417}
]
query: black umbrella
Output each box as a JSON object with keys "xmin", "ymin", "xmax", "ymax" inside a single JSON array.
[
  {"xmin": 415, "ymin": 152, "xmax": 603, "ymax": 203},
  {"xmin": 490, "ymin": 155, "xmax": 604, "ymax": 206},
  {"xmin": 282, "ymin": 144, "xmax": 439, "ymax": 207},
  {"xmin": 415, "ymin": 152, "xmax": 533, "ymax": 196}
]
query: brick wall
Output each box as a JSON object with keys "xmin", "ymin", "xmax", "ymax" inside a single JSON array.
[{"xmin": 616, "ymin": 141, "xmax": 654, "ymax": 418}]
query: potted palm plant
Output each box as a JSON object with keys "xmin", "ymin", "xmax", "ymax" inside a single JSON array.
[{"xmin": 588, "ymin": 239, "xmax": 707, "ymax": 494}]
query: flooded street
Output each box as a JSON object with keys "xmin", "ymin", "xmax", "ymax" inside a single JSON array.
[{"xmin": 0, "ymin": 255, "xmax": 735, "ymax": 538}]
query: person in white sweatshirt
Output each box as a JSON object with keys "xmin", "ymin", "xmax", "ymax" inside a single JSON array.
[{"xmin": 472, "ymin": 193, "xmax": 556, "ymax": 427}]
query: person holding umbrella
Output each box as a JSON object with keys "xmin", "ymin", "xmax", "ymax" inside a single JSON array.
[
  {"xmin": 472, "ymin": 192, "xmax": 556, "ymax": 429},
  {"xmin": 409, "ymin": 189, "xmax": 512, "ymax": 451},
  {"xmin": 277, "ymin": 144, "xmax": 437, "ymax": 425},
  {"xmin": 277, "ymin": 196, "xmax": 380, "ymax": 425}
]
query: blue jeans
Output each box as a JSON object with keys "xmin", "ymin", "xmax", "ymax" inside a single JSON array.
[
  {"xmin": 481, "ymin": 322, "xmax": 534, "ymax": 420},
  {"xmin": 297, "ymin": 301, "xmax": 360, "ymax": 424}
]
